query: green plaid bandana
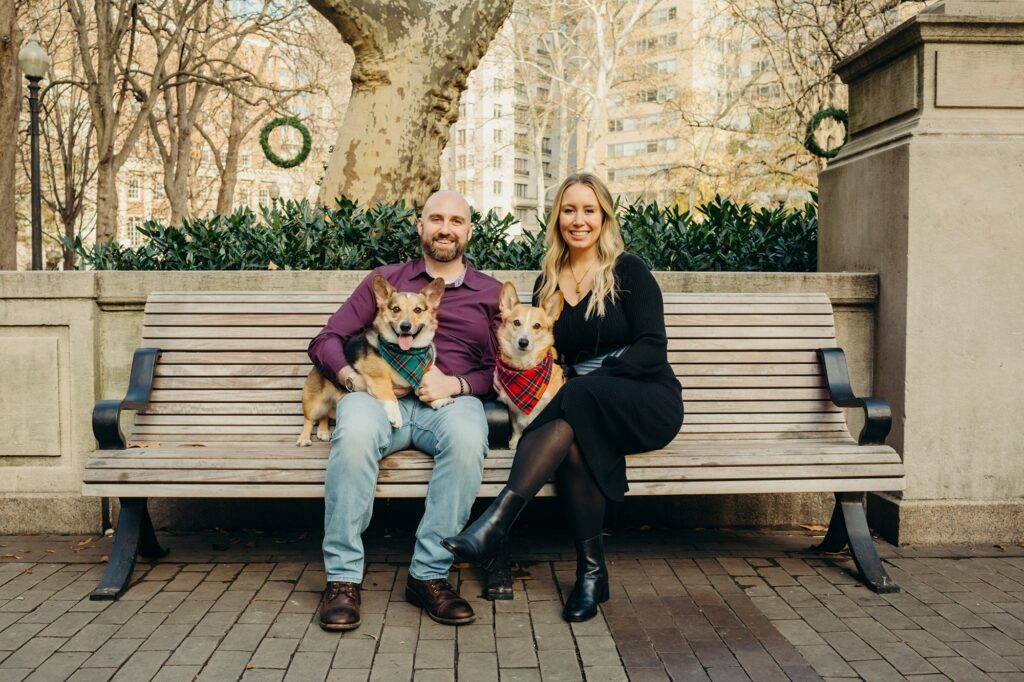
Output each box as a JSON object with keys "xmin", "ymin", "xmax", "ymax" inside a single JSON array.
[{"xmin": 377, "ymin": 339, "xmax": 435, "ymax": 390}]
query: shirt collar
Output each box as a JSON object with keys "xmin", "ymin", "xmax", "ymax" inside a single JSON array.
[{"xmin": 413, "ymin": 257, "xmax": 484, "ymax": 291}]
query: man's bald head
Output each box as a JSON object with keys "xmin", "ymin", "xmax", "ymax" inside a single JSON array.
[
  {"xmin": 421, "ymin": 190, "xmax": 471, "ymax": 223},
  {"xmin": 417, "ymin": 190, "xmax": 473, "ymax": 264}
]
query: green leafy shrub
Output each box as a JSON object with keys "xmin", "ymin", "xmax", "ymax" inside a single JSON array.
[{"xmin": 62, "ymin": 195, "xmax": 816, "ymax": 272}]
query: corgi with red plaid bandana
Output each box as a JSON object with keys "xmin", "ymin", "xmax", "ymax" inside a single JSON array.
[
  {"xmin": 298, "ymin": 275, "xmax": 447, "ymax": 444},
  {"xmin": 493, "ymin": 281, "xmax": 565, "ymax": 450}
]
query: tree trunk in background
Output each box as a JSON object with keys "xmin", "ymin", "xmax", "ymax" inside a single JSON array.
[
  {"xmin": 215, "ymin": 97, "xmax": 245, "ymax": 215},
  {"xmin": 0, "ymin": 7, "xmax": 22, "ymax": 269},
  {"xmin": 309, "ymin": 0, "xmax": 514, "ymax": 206},
  {"xmin": 94, "ymin": 161, "xmax": 119, "ymax": 242}
]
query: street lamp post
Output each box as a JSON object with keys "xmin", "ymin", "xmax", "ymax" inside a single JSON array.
[
  {"xmin": 269, "ymin": 182, "xmax": 281, "ymax": 210},
  {"xmin": 18, "ymin": 37, "xmax": 51, "ymax": 271}
]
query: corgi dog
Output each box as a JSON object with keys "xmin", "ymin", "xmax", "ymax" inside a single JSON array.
[
  {"xmin": 493, "ymin": 281, "xmax": 565, "ymax": 450},
  {"xmin": 297, "ymin": 276, "xmax": 448, "ymax": 446}
]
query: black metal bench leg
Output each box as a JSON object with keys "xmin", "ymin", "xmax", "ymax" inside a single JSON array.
[
  {"xmin": 814, "ymin": 492, "xmax": 899, "ymax": 594},
  {"xmin": 90, "ymin": 498, "xmax": 168, "ymax": 601},
  {"xmin": 485, "ymin": 536, "xmax": 514, "ymax": 600}
]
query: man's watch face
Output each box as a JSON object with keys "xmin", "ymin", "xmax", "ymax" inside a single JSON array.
[{"xmin": 345, "ymin": 376, "xmax": 355, "ymax": 392}]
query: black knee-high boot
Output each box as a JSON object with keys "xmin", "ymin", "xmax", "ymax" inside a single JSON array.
[
  {"xmin": 563, "ymin": 534, "xmax": 609, "ymax": 622},
  {"xmin": 441, "ymin": 488, "xmax": 526, "ymax": 569}
]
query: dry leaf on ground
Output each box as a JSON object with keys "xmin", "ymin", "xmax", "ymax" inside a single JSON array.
[{"xmin": 800, "ymin": 524, "xmax": 828, "ymax": 532}]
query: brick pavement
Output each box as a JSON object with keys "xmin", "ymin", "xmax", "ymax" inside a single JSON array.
[{"xmin": 2, "ymin": 529, "xmax": 1024, "ymax": 681}]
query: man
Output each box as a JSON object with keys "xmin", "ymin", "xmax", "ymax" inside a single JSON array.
[{"xmin": 308, "ymin": 190, "xmax": 501, "ymax": 630}]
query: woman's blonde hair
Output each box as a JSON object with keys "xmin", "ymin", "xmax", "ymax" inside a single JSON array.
[{"xmin": 537, "ymin": 173, "xmax": 624, "ymax": 319}]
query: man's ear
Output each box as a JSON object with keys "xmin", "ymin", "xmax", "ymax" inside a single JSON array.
[
  {"xmin": 422, "ymin": 277, "xmax": 446, "ymax": 309},
  {"xmin": 416, "ymin": 215, "xmax": 424, "ymax": 239},
  {"xmin": 542, "ymin": 291, "xmax": 564, "ymax": 321},
  {"xmin": 499, "ymin": 281, "xmax": 520, "ymax": 317},
  {"xmin": 372, "ymin": 276, "xmax": 395, "ymax": 307}
]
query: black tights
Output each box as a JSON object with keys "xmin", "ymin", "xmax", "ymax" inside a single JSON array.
[{"xmin": 506, "ymin": 418, "xmax": 606, "ymax": 540}]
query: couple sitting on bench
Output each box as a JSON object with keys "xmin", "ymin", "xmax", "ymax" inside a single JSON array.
[{"xmin": 308, "ymin": 173, "xmax": 685, "ymax": 632}]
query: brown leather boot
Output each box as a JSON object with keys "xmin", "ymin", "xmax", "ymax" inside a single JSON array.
[
  {"xmin": 405, "ymin": 576, "xmax": 476, "ymax": 625},
  {"xmin": 318, "ymin": 581, "xmax": 361, "ymax": 631}
]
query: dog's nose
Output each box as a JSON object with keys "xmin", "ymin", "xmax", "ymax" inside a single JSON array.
[
  {"xmin": 400, "ymin": 320, "xmax": 412, "ymax": 333},
  {"xmin": 517, "ymin": 337, "xmax": 530, "ymax": 350}
]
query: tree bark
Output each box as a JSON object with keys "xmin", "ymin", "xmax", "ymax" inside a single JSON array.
[
  {"xmin": 215, "ymin": 97, "xmax": 245, "ymax": 214},
  {"xmin": 0, "ymin": 6, "xmax": 22, "ymax": 269},
  {"xmin": 309, "ymin": 0, "xmax": 514, "ymax": 206}
]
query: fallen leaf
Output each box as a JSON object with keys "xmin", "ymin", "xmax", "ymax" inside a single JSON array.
[
  {"xmin": 267, "ymin": 261, "xmax": 280, "ymax": 271},
  {"xmin": 245, "ymin": 661, "xmax": 254, "ymax": 670},
  {"xmin": 995, "ymin": 544, "xmax": 1006, "ymax": 551},
  {"xmin": 76, "ymin": 537, "xmax": 94, "ymax": 548},
  {"xmin": 183, "ymin": 444, "xmax": 206, "ymax": 447},
  {"xmin": 127, "ymin": 441, "xmax": 161, "ymax": 448},
  {"xmin": 800, "ymin": 524, "xmax": 828, "ymax": 532},
  {"xmin": 46, "ymin": 550, "xmax": 55, "ymax": 554},
  {"xmin": 453, "ymin": 562, "xmax": 473, "ymax": 569},
  {"xmin": 1, "ymin": 554, "xmax": 22, "ymax": 559},
  {"xmin": 100, "ymin": 555, "xmax": 109, "ymax": 563},
  {"xmin": 638, "ymin": 524, "xmax": 652, "ymax": 532}
]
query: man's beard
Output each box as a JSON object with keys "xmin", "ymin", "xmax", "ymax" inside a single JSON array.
[{"xmin": 424, "ymin": 235, "xmax": 466, "ymax": 263}]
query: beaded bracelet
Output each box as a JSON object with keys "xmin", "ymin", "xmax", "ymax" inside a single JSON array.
[{"xmin": 457, "ymin": 376, "xmax": 469, "ymax": 396}]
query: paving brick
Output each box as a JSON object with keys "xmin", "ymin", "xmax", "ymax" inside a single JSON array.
[
  {"xmin": 198, "ymin": 650, "xmax": 251, "ymax": 681},
  {"xmin": 368, "ymin": 652, "xmax": 413, "ymax": 681},
  {"xmin": 326, "ymin": 670, "xmax": 369, "ymax": 682},
  {"xmin": 191, "ymin": 610, "xmax": 240, "ymax": 638},
  {"xmin": 580, "ymin": 666, "xmax": 628, "ymax": 682},
  {"xmin": 497, "ymin": 636, "xmax": 538, "ymax": 669},
  {"xmin": 948, "ymin": 640, "xmax": 1018, "ymax": 673},
  {"xmin": 575, "ymin": 635, "xmax": 621, "ymax": 668},
  {"xmin": 1, "ymin": 637, "xmax": 66, "ymax": 670},
  {"xmin": 67, "ymin": 668, "xmax": 117, "ymax": 682},
  {"xmin": 81, "ymin": 637, "xmax": 143, "ymax": 668},
  {"xmin": 167, "ymin": 635, "xmax": 220, "ymax": 667},
  {"xmin": 457, "ymin": 624, "xmax": 496, "ymax": 653},
  {"xmin": 22, "ymin": 651, "xmax": 89, "ymax": 682},
  {"xmin": 928, "ymin": 655, "xmax": 994, "ymax": 681},
  {"xmin": 794, "ymin": 644, "xmax": 854, "ymax": 677},
  {"xmin": 60, "ymin": 624, "xmax": 118, "ymax": 653},
  {"xmin": 871, "ymin": 641, "xmax": 939, "ymax": 675},
  {"xmin": 283, "ymin": 651, "xmax": 332, "ymax": 681},
  {"xmin": 251, "ymin": 637, "xmax": 300, "ymax": 669},
  {"xmin": 970, "ymin": 627, "xmax": 1024, "ymax": 656},
  {"xmin": 819, "ymin": 630, "xmax": 880, "ymax": 662},
  {"xmin": 152, "ymin": 666, "xmax": 204, "ymax": 682},
  {"xmin": 772, "ymin": 619, "xmax": 825, "ymax": 646},
  {"xmin": 221, "ymin": 623, "xmax": 272, "ymax": 652},
  {"xmin": 456, "ymin": 652, "xmax": 498, "ymax": 682},
  {"xmin": 749, "ymin": 597, "xmax": 797, "ymax": 621},
  {"xmin": 913, "ymin": 615, "xmax": 977, "ymax": 642},
  {"xmin": 110, "ymin": 649, "xmax": 170, "ymax": 682},
  {"xmin": 842, "ymin": 617, "xmax": 900, "ymax": 645},
  {"xmin": 15, "ymin": 599, "xmax": 76, "ymax": 624},
  {"xmin": 0, "ymin": 623, "xmax": 46, "ymax": 650},
  {"xmin": 890, "ymin": 628, "xmax": 956, "ymax": 657},
  {"xmin": 414, "ymin": 638, "xmax": 453, "ymax": 669},
  {"xmin": 792, "ymin": 606, "xmax": 847, "ymax": 633}
]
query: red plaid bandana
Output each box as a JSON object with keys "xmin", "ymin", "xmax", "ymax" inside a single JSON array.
[{"xmin": 495, "ymin": 351, "xmax": 554, "ymax": 415}]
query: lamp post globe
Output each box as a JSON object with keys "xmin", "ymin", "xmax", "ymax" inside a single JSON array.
[
  {"xmin": 18, "ymin": 37, "xmax": 50, "ymax": 271},
  {"xmin": 269, "ymin": 181, "xmax": 281, "ymax": 209}
]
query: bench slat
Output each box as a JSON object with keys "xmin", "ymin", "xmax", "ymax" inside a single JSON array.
[{"xmin": 81, "ymin": 476, "xmax": 905, "ymax": 499}]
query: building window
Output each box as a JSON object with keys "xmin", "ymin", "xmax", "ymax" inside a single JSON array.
[
  {"xmin": 457, "ymin": 129, "xmax": 467, "ymax": 144},
  {"xmin": 493, "ymin": 77, "xmax": 504, "ymax": 90},
  {"xmin": 128, "ymin": 178, "xmax": 140, "ymax": 200},
  {"xmin": 240, "ymin": 186, "xmax": 251, "ymax": 207},
  {"xmin": 457, "ymin": 181, "xmax": 467, "ymax": 195},
  {"xmin": 152, "ymin": 178, "xmax": 164, "ymax": 200},
  {"xmin": 493, "ymin": 104, "xmax": 502, "ymax": 118},
  {"xmin": 514, "ymin": 132, "xmax": 528, "ymax": 151},
  {"xmin": 259, "ymin": 187, "xmax": 270, "ymax": 206},
  {"xmin": 541, "ymin": 137, "xmax": 552, "ymax": 155},
  {"xmin": 241, "ymin": 151, "xmax": 252, "ymax": 169},
  {"xmin": 122, "ymin": 216, "xmax": 144, "ymax": 246},
  {"xmin": 543, "ymin": 161, "xmax": 551, "ymax": 178},
  {"xmin": 493, "ymin": 129, "xmax": 503, "ymax": 144},
  {"xmin": 514, "ymin": 158, "xmax": 529, "ymax": 175},
  {"xmin": 457, "ymin": 155, "xmax": 467, "ymax": 169},
  {"xmin": 515, "ymin": 207, "xmax": 529, "ymax": 224},
  {"xmin": 491, "ymin": 154, "xmax": 502, "ymax": 169},
  {"xmin": 493, "ymin": 181, "xmax": 503, "ymax": 194},
  {"xmin": 515, "ymin": 183, "xmax": 528, "ymax": 198}
]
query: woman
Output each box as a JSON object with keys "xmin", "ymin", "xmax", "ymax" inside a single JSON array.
[{"xmin": 443, "ymin": 173, "xmax": 684, "ymax": 621}]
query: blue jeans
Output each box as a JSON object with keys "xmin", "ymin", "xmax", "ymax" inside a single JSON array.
[{"xmin": 323, "ymin": 392, "xmax": 488, "ymax": 583}]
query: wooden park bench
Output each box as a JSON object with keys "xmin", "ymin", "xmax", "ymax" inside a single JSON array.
[{"xmin": 84, "ymin": 291, "xmax": 905, "ymax": 600}]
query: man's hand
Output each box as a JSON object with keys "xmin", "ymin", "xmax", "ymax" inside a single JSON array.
[
  {"xmin": 339, "ymin": 368, "xmax": 412, "ymax": 398},
  {"xmin": 416, "ymin": 366, "xmax": 461, "ymax": 403}
]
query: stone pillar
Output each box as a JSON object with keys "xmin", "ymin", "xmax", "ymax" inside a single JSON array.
[{"xmin": 819, "ymin": 0, "xmax": 1024, "ymax": 544}]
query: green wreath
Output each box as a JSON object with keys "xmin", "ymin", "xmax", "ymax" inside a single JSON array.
[
  {"xmin": 804, "ymin": 108, "xmax": 849, "ymax": 159},
  {"xmin": 259, "ymin": 116, "xmax": 312, "ymax": 169}
]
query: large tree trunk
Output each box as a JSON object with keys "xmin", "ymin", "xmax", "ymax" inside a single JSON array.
[
  {"xmin": 0, "ymin": 7, "xmax": 22, "ymax": 269},
  {"xmin": 215, "ymin": 98, "xmax": 245, "ymax": 215},
  {"xmin": 309, "ymin": 0, "xmax": 514, "ymax": 206}
]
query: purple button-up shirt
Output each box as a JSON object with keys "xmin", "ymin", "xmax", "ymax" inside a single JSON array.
[{"xmin": 308, "ymin": 259, "xmax": 502, "ymax": 398}]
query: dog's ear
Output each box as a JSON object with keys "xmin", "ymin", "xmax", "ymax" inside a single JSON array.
[
  {"xmin": 421, "ymin": 277, "xmax": 446, "ymax": 309},
  {"xmin": 542, "ymin": 291, "xmax": 564, "ymax": 322},
  {"xmin": 499, "ymin": 281, "xmax": 519, "ymax": 317},
  {"xmin": 372, "ymin": 276, "xmax": 395, "ymax": 307}
]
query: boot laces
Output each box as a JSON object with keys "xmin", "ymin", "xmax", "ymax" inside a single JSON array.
[{"xmin": 326, "ymin": 581, "xmax": 357, "ymax": 601}]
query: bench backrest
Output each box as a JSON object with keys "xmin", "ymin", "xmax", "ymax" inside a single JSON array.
[{"xmin": 132, "ymin": 291, "xmax": 850, "ymax": 445}]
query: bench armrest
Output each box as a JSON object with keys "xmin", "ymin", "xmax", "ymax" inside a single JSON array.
[
  {"xmin": 816, "ymin": 348, "xmax": 892, "ymax": 446},
  {"xmin": 93, "ymin": 348, "xmax": 161, "ymax": 450}
]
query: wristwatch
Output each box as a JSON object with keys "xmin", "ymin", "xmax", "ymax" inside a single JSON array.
[{"xmin": 344, "ymin": 374, "xmax": 356, "ymax": 392}]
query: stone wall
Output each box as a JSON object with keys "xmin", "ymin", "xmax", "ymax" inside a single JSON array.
[{"xmin": 0, "ymin": 271, "xmax": 879, "ymax": 534}]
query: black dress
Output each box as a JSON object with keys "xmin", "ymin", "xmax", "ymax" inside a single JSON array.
[{"xmin": 525, "ymin": 253, "xmax": 684, "ymax": 501}]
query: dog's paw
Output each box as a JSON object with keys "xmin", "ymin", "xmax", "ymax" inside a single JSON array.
[
  {"xmin": 383, "ymin": 401, "xmax": 403, "ymax": 429},
  {"xmin": 508, "ymin": 435, "xmax": 520, "ymax": 451},
  {"xmin": 316, "ymin": 428, "xmax": 332, "ymax": 442},
  {"xmin": 296, "ymin": 437, "xmax": 312, "ymax": 447},
  {"xmin": 429, "ymin": 398, "xmax": 454, "ymax": 410}
]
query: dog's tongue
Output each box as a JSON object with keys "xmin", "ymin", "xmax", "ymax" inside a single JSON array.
[{"xmin": 398, "ymin": 335, "xmax": 414, "ymax": 351}]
